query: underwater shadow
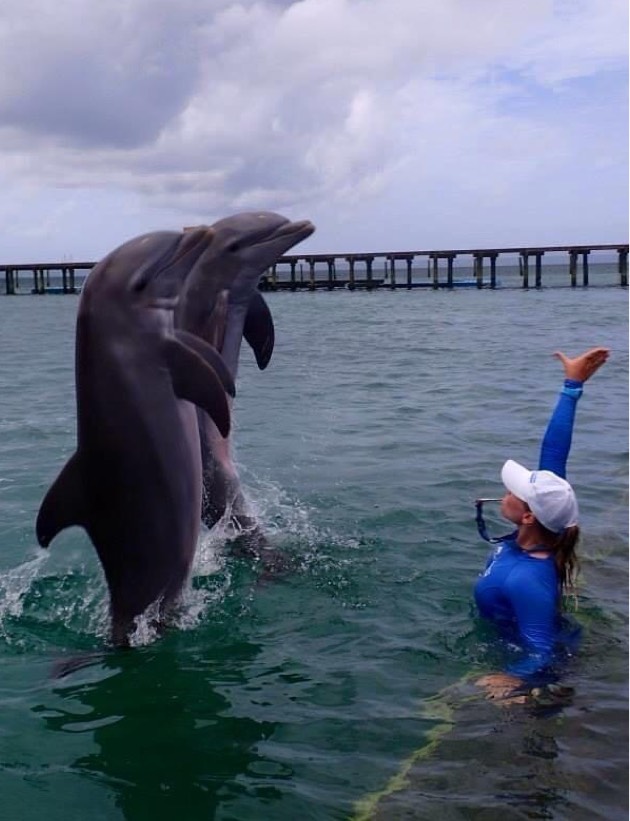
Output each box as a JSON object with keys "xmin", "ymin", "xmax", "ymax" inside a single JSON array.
[{"xmin": 36, "ymin": 634, "xmax": 284, "ymax": 821}]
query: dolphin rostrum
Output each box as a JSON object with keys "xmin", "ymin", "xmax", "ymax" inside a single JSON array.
[
  {"xmin": 36, "ymin": 228, "xmax": 235, "ymax": 646},
  {"xmin": 175, "ymin": 212, "xmax": 315, "ymax": 544}
]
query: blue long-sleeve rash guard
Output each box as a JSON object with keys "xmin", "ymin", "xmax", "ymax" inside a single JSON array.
[{"xmin": 474, "ymin": 379, "xmax": 583, "ymax": 682}]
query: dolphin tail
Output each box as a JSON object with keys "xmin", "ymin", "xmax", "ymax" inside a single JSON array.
[
  {"xmin": 244, "ymin": 293, "xmax": 274, "ymax": 370},
  {"xmin": 162, "ymin": 336, "xmax": 231, "ymax": 438},
  {"xmin": 36, "ymin": 452, "xmax": 87, "ymax": 547}
]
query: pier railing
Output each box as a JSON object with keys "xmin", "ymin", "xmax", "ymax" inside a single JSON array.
[{"xmin": 1, "ymin": 244, "xmax": 627, "ymax": 294}]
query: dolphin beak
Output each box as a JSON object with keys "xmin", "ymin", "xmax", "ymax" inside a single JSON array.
[
  {"xmin": 267, "ymin": 219, "xmax": 315, "ymax": 249},
  {"xmin": 250, "ymin": 219, "xmax": 315, "ymax": 260}
]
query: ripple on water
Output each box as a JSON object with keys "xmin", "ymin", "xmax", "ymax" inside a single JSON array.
[{"xmin": 0, "ymin": 289, "xmax": 627, "ymax": 820}]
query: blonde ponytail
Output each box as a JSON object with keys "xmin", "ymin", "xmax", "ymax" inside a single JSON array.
[{"xmin": 553, "ymin": 525, "xmax": 580, "ymax": 597}]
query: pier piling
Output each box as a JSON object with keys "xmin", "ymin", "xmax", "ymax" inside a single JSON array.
[
  {"xmin": 473, "ymin": 254, "xmax": 483, "ymax": 289},
  {"xmin": 365, "ymin": 257, "xmax": 374, "ymax": 291},
  {"xmin": 618, "ymin": 248, "xmax": 628, "ymax": 287},
  {"xmin": 488, "ymin": 253, "xmax": 498, "ymax": 289},
  {"xmin": 5, "ymin": 268, "xmax": 15, "ymax": 295},
  {"xmin": 447, "ymin": 255, "xmax": 455, "ymax": 288},
  {"xmin": 326, "ymin": 258, "xmax": 335, "ymax": 290},
  {"xmin": 534, "ymin": 252, "xmax": 544, "ymax": 289},
  {"xmin": 388, "ymin": 256, "xmax": 396, "ymax": 290},
  {"xmin": 520, "ymin": 252, "xmax": 530, "ymax": 289},
  {"xmin": 581, "ymin": 251, "xmax": 590, "ymax": 287},
  {"xmin": 569, "ymin": 251, "xmax": 578, "ymax": 287},
  {"xmin": 432, "ymin": 255, "xmax": 439, "ymax": 290},
  {"xmin": 346, "ymin": 257, "xmax": 356, "ymax": 291}
]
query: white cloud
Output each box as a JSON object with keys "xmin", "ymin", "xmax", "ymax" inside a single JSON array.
[
  {"xmin": 511, "ymin": 0, "xmax": 628, "ymax": 85},
  {"xmin": 0, "ymin": 0, "xmax": 626, "ymax": 259}
]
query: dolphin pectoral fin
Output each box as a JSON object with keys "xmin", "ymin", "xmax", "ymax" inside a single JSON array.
[
  {"xmin": 174, "ymin": 330, "xmax": 235, "ymax": 397},
  {"xmin": 163, "ymin": 338, "xmax": 231, "ymax": 438},
  {"xmin": 36, "ymin": 453, "xmax": 86, "ymax": 547},
  {"xmin": 244, "ymin": 293, "xmax": 274, "ymax": 370}
]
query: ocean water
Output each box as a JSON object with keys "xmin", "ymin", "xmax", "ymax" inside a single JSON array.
[{"xmin": 0, "ymin": 285, "xmax": 627, "ymax": 820}]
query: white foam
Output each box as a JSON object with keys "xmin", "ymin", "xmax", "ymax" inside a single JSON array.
[
  {"xmin": 0, "ymin": 552, "xmax": 48, "ymax": 625},
  {"xmin": 0, "ymin": 477, "xmax": 334, "ymax": 648}
]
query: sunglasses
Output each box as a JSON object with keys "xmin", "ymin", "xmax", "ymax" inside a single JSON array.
[{"xmin": 475, "ymin": 497, "xmax": 510, "ymax": 543}]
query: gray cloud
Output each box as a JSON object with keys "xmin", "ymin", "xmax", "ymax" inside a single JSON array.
[
  {"xmin": 0, "ymin": 0, "xmax": 207, "ymax": 147},
  {"xmin": 0, "ymin": 0, "xmax": 626, "ymax": 259}
]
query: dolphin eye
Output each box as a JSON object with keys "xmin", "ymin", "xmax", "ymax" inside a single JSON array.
[
  {"xmin": 131, "ymin": 277, "xmax": 148, "ymax": 293},
  {"xmin": 227, "ymin": 241, "xmax": 241, "ymax": 253}
]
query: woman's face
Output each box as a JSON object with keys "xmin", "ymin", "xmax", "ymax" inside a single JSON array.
[{"xmin": 500, "ymin": 491, "xmax": 529, "ymax": 525}]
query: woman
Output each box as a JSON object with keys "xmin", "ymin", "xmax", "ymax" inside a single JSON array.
[{"xmin": 474, "ymin": 346, "xmax": 610, "ymax": 702}]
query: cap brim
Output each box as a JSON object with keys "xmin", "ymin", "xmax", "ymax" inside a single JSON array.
[{"xmin": 501, "ymin": 459, "xmax": 533, "ymax": 503}]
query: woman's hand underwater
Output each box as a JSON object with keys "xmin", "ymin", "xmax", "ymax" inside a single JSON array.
[{"xmin": 475, "ymin": 673, "xmax": 528, "ymax": 705}]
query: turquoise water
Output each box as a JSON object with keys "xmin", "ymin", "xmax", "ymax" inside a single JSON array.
[{"xmin": 0, "ymin": 286, "xmax": 627, "ymax": 820}]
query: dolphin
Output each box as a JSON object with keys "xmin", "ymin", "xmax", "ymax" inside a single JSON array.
[
  {"xmin": 36, "ymin": 228, "xmax": 235, "ymax": 646},
  {"xmin": 175, "ymin": 212, "xmax": 315, "ymax": 545}
]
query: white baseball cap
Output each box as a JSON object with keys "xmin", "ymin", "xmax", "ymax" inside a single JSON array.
[{"xmin": 501, "ymin": 459, "xmax": 579, "ymax": 534}]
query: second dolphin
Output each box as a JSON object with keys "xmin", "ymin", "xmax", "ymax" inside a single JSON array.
[{"xmin": 176, "ymin": 212, "xmax": 315, "ymax": 543}]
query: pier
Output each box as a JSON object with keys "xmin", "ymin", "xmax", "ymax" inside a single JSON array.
[
  {"xmin": 260, "ymin": 244, "xmax": 628, "ymax": 291},
  {"xmin": 1, "ymin": 261, "xmax": 94, "ymax": 295},
  {"xmin": 1, "ymin": 244, "xmax": 627, "ymax": 295}
]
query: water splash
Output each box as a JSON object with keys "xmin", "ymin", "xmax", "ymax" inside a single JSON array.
[
  {"xmin": 193, "ymin": 520, "xmax": 230, "ymax": 577},
  {"xmin": 235, "ymin": 474, "xmax": 366, "ymax": 576},
  {"xmin": 0, "ymin": 552, "xmax": 47, "ymax": 625},
  {"xmin": 127, "ymin": 600, "xmax": 163, "ymax": 648},
  {"xmin": 0, "ymin": 476, "xmax": 360, "ymax": 649},
  {"xmin": 0, "ymin": 555, "xmax": 110, "ymax": 650}
]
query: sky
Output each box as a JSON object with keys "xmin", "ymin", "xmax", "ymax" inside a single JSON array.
[{"xmin": 0, "ymin": 0, "xmax": 627, "ymax": 263}]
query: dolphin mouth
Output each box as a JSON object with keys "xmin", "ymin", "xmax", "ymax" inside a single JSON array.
[{"xmin": 257, "ymin": 219, "xmax": 315, "ymax": 253}]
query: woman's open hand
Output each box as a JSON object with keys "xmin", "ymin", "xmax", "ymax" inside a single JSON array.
[{"xmin": 554, "ymin": 347, "xmax": 610, "ymax": 383}]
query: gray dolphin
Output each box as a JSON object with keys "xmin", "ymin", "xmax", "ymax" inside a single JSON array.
[
  {"xmin": 175, "ymin": 212, "xmax": 315, "ymax": 543},
  {"xmin": 36, "ymin": 228, "xmax": 235, "ymax": 646}
]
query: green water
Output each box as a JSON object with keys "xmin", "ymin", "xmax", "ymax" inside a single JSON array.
[{"xmin": 0, "ymin": 287, "xmax": 628, "ymax": 820}]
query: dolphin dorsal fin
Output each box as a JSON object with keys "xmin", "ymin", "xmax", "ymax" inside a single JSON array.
[
  {"xmin": 244, "ymin": 293, "xmax": 274, "ymax": 370},
  {"xmin": 173, "ymin": 330, "xmax": 235, "ymax": 397},
  {"xmin": 36, "ymin": 453, "xmax": 87, "ymax": 547},
  {"xmin": 162, "ymin": 337, "xmax": 231, "ymax": 438}
]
